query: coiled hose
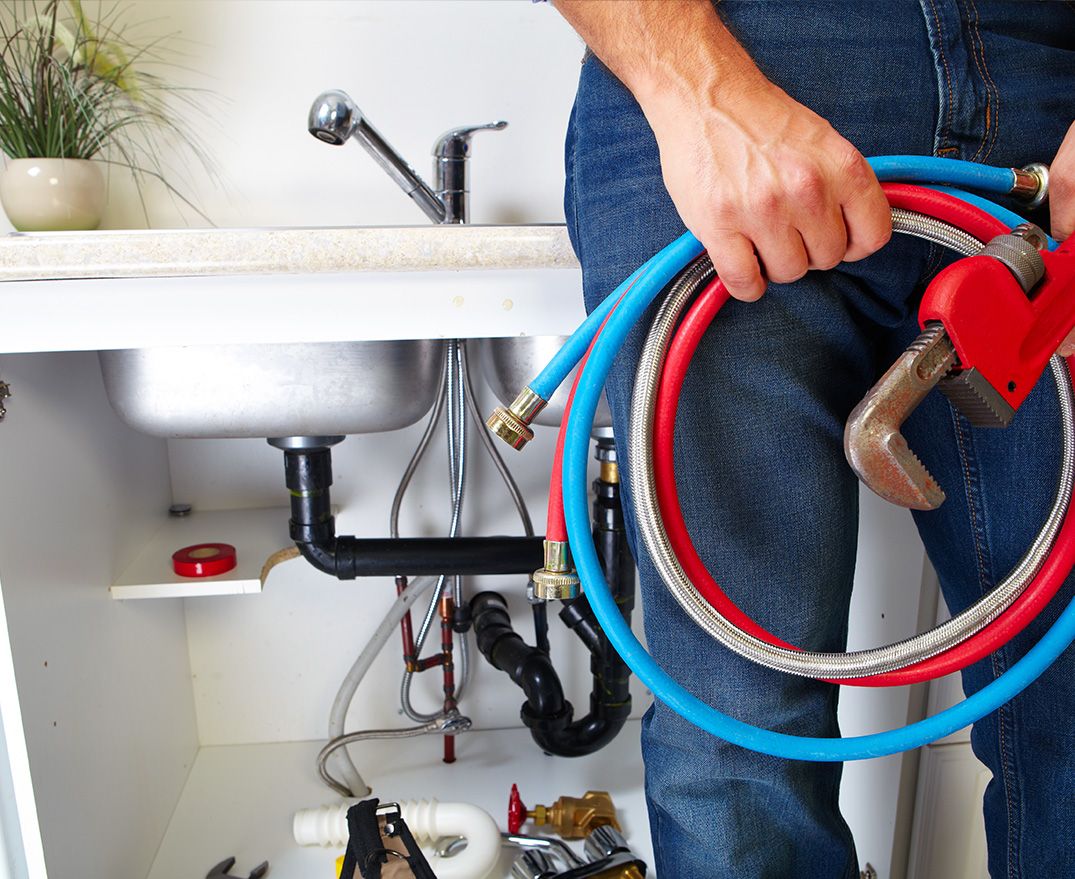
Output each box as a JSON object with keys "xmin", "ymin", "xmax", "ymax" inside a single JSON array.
[
  {"xmin": 535, "ymin": 157, "xmax": 1075, "ymax": 760},
  {"xmin": 630, "ymin": 222, "xmax": 1073, "ymax": 680}
]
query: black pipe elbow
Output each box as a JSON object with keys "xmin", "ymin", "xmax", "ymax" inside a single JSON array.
[
  {"xmin": 470, "ymin": 591, "xmax": 635, "ymax": 757},
  {"xmin": 298, "ymin": 540, "xmax": 339, "ymax": 577},
  {"xmin": 530, "ymin": 699, "xmax": 632, "ymax": 757},
  {"xmin": 281, "ymin": 446, "xmax": 544, "ymax": 579},
  {"xmin": 471, "ymin": 592, "xmax": 569, "ymax": 720}
]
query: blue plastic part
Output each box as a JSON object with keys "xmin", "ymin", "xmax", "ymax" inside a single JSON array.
[
  {"xmin": 869, "ymin": 155, "xmax": 1017, "ymax": 194},
  {"xmin": 543, "ymin": 156, "xmax": 1075, "ymax": 760},
  {"xmin": 560, "ymin": 236, "xmax": 1075, "ymax": 761}
]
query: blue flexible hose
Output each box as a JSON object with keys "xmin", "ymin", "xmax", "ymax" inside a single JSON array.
[
  {"xmin": 869, "ymin": 155, "xmax": 1017, "ymax": 194},
  {"xmin": 550, "ymin": 157, "xmax": 1073, "ymax": 760},
  {"xmin": 530, "ymin": 251, "xmax": 699, "ymax": 401},
  {"xmin": 534, "ymin": 158, "xmax": 1049, "ymax": 399}
]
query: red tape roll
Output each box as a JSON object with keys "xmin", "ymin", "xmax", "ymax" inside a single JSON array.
[{"xmin": 172, "ymin": 543, "xmax": 237, "ymax": 578}]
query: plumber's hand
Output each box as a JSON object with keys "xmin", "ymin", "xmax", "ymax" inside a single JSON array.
[
  {"xmin": 553, "ymin": 0, "xmax": 893, "ymax": 303},
  {"xmin": 1053, "ymin": 121, "xmax": 1075, "ymax": 357},
  {"xmin": 643, "ymin": 80, "xmax": 893, "ymax": 301}
]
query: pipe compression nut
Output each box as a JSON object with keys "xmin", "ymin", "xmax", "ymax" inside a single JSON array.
[
  {"xmin": 531, "ymin": 540, "xmax": 581, "ymax": 600},
  {"xmin": 487, "ymin": 387, "xmax": 547, "ymax": 450}
]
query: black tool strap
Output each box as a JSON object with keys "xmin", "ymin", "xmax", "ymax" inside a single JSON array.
[
  {"xmin": 392, "ymin": 817, "xmax": 438, "ymax": 879},
  {"xmin": 341, "ymin": 799, "xmax": 387, "ymax": 879},
  {"xmin": 339, "ymin": 798, "xmax": 439, "ymax": 879}
]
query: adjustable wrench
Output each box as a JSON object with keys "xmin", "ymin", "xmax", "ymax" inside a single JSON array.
[{"xmin": 845, "ymin": 225, "xmax": 1075, "ymax": 510}]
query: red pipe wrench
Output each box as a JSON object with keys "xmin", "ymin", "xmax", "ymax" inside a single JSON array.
[{"xmin": 845, "ymin": 226, "xmax": 1075, "ymax": 510}]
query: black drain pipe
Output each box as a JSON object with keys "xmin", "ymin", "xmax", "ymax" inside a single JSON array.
[
  {"xmin": 471, "ymin": 438, "xmax": 635, "ymax": 756},
  {"xmin": 275, "ymin": 438, "xmax": 544, "ymax": 579}
]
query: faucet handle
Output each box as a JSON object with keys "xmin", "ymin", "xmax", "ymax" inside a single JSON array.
[
  {"xmin": 433, "ymin": 120, "xmax": 508, "ymax": 223},
  {"xmin": 434, "ymin": 120, "xmax": 508, "ymax": 160}
]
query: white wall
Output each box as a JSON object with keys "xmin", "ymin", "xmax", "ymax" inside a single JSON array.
[{"xmin": 46, "ymin": 0, "xmax": 586, "ymax": 231}]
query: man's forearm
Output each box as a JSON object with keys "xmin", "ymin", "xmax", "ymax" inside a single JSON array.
[
  {"xmin": 553, "ymin": 0, "xmax": 766, "ymax": 114},
  {"xmin": 551, "ymin": 0, "xmax": 893, "ymax": 302}
]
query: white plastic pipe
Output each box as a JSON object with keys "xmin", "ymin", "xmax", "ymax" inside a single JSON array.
[{"xmin": 293, "ymin": 797, "xmax": 501, "ymax": 879}]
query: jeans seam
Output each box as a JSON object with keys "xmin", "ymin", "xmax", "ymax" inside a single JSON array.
[
  {"xmin": 962, "ymin": 0, "xmax": 1000, "ymax": 162},
  {"xmin": 991, "ymin": 651, "xmax": 1021, "ymax": 879},
  {"xmin": 568, "ymin": 87, "xmax": 586, "ymax": 287},
  {"xmin": 925, "ymin": 0, "xmax": 956, "ymax": 154},
  {"xmin": 952, "ymin": 407, "xmax": 1021, "ymax": 877},
  {"xmin": 951, "ymin": 408, "xmax": 991, "ymax": 591},
  {"xmin": 922, "ymin": 241, "xmax": 943, "ymax": 283}
]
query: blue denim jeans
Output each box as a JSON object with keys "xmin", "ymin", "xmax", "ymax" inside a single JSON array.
[{"xmin": 564, "ymin": 2, "xmax": 1075, "ymax": 876}]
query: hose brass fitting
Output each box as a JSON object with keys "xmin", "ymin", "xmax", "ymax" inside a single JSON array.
[
  {"xmin": 486, "ymin": 387, "xmax": 547, "ymax": 450},
  {"xmin": 1011, "ymin": 162, "xmax": 1049, "ymax": 210},
  {"xmin": 527, "ymin": 790, "xmax": 620, "ymax": 840},
  {"xmin": 531, "ymin": 540, "xmax": 580, "ymax": 600}
]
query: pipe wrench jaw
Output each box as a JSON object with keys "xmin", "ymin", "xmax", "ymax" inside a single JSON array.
[
  {"xmin": 844, "ymin": 323, "xmax": 957, "ymax": 511},
  {"xmin": 847, "ymin": 225, "xmax": 1074, "ymax": 511}
]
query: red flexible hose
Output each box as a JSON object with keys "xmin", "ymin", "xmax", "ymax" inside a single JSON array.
[
  {"xmin": 882, "ymin": 183, "xmax": 1009, "ymax": 243},
  {"xmin": 652, "ymin": 185, "xmax": 1073, "ymax": 685}
]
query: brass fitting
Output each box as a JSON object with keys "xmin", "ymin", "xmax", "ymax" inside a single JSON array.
[
  {"xmin": 599, "ymin": 460, "xmax": 619, "ymax": 484},
  {"xmin": 486, "ymin": 387, "xmax": 547, "ymax": 450},
  {"xmin": 528, "ymin": 790, "xmax": 620, "ymax": 840},
  {"xmin": 531, "ymin": 539, "xmax": 580, "ymax": 600}
]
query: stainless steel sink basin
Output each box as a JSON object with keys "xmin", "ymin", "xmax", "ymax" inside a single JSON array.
[
  {"xmin": 99, "ymin": 340, "xmax": 444, "ymax": 438},
  {"xmin": 475, "ymin": 335, "xmax": 612, "ymax": 429}
]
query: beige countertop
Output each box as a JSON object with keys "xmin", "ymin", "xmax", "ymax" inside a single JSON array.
[{"xmin": 0, "ymin": 223, "xmax": 578, "ymax": 282}]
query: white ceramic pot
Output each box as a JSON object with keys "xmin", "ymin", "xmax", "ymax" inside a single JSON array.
[{"xmin": 0, "ymin": 158, "xmax": 106, "ymax": 231}]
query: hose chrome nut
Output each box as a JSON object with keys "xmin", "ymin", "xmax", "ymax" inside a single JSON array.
[
  {"xmin": 531, "ymin": 539, "xmax": 580, "ymax": 600},
  {"xmin": 486, "ymin": 387, "xmax": 547, "ymax": 450},
  {"xmin": 1011, "ymin": 163, "xmax": 1050, "ymax": 210}
]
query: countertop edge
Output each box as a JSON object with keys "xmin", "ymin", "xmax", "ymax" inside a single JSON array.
[{"xmin": 0, "ymin": 223, "xmax": 580, "ymax": 282}]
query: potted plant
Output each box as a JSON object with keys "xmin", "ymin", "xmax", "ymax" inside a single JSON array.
[{"xmin": 0, "ymin": 0, "xmax": 209, "ymax": 231}]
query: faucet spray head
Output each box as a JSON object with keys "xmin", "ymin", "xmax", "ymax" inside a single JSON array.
[{"xmin": 308, "ymin": 90, "xmax": 361, "ymax": 146}]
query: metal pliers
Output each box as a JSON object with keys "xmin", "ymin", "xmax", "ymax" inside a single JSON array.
[
  {"xmin": 206, "ymin": 857, "xmax": 268, "ymax": 879},
  {"xmin": 845, "ymin": 224, "xmax": 1075, "ymax": 509}
]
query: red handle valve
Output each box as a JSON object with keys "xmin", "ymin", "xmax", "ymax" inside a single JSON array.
[{"xmin": 508, "ymin": 784, "xmax": 527, "ymax": 834}]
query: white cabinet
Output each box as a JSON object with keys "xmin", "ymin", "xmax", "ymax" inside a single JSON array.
[
  {"xmin": 0, "ymin": 268, "xmax": 963, "ymax": 877},
  {"xmin": 0, "ymin": 346, "xmax": 658, "ymax": 879},
  {"xmin": 908, "ymin": 744, "xmax": 990, "ymax": 879}
]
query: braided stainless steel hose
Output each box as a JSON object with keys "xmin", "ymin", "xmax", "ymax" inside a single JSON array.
[{"xmin": 628, "ymin": 213, "xmax": 1075, "ymax": 678}]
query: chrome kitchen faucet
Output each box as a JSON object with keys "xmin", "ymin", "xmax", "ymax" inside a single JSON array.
[{"xmin": 308, "ymin": 89, "xmax": 506, "ymax": 224}]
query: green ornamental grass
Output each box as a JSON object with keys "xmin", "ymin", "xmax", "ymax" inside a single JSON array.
[{"xmin": 0, "ymin": 0, "xmax": 212, "ymax": 221}]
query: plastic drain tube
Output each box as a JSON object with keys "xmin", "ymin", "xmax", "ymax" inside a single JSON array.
[{"xmin": 549, "ymin": 158, "xmax": 1075, "ymax": 760}]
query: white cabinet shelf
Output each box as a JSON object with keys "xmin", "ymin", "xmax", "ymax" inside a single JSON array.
[
  {"xmin": 147, "ymin": 724, "xmax": 653, "ymax": 879},
  {"xmin": 110, "ymin": 507, "xmax": 299, "ymax": 600}
]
